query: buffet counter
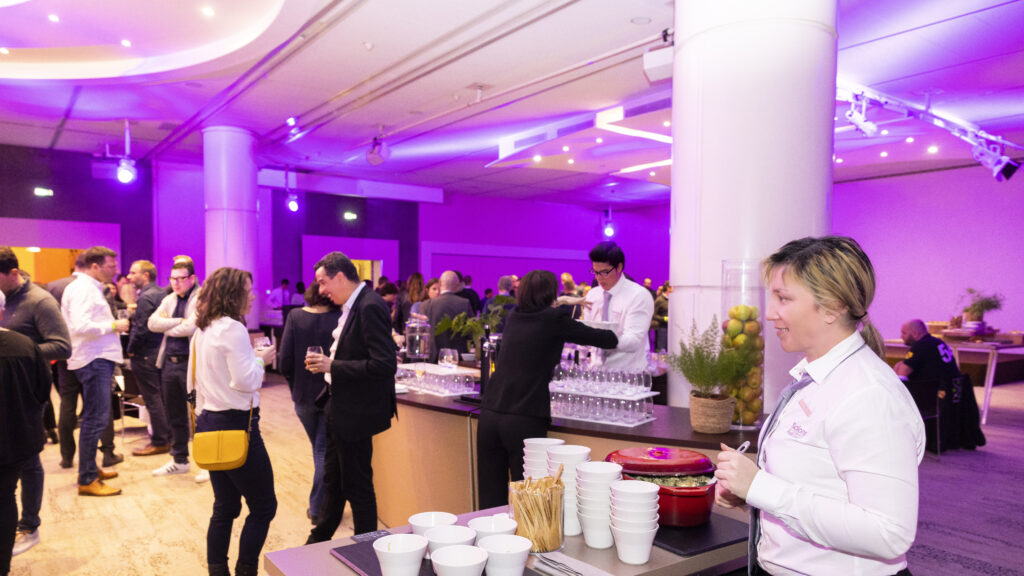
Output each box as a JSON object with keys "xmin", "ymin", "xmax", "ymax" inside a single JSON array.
[{"xmin": 370, "ymin": 392, "xmax": 758, "ymax": 528}]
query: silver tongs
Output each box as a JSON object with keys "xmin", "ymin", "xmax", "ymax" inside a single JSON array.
[{"xmin": 534, "ymin": 554, "xmax": 583, "ymax": 576}]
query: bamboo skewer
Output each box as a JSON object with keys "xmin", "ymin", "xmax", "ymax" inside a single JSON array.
[{"xmin": 509, "ymin": 472, "xmax": 564, "ymax": 552}]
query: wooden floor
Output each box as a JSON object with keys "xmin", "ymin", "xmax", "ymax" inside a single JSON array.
[{"xmin": 12, "ymin": 375, "xmax": 1024, "ymax": 575}]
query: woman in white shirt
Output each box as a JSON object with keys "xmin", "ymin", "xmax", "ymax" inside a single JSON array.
[
  {"xmin": 716, "ymin": 236, "xmax": 925, "ymax": 576},
  {"xmin": 189, "ymin": 267, "xmax": 278, "ymax": 576}
]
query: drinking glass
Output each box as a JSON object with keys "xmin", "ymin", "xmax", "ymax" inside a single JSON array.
[
  {"xmin": 116, "ymin": 309, "xmax": 130, "ymax": 321},
  {"xmin": 253, "ymin": 336, "xmax": 271, "ymax": 351},
  {"xmin": 438, "ymin": 348, "xmax": 459, "ymax": 369}
]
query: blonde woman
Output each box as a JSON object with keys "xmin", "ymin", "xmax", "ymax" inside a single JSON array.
[
  {"xmin": 189, "ymin": 267, "xmax": 277, "ymax": 576},
  {"xmin": 716, "ymin": 237, "xmax": 924, "ymax": 576}
]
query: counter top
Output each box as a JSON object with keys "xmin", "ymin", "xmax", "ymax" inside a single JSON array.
[{"xmin": 396, "ymin": 391, "xmax": 759, "ymax": 452}]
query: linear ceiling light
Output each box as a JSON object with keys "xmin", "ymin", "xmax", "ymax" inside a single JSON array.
[{"xmin": 596, "ymin": 107, "xmax": 673, "ymax": 144}]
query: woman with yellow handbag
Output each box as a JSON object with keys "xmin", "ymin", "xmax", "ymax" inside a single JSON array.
[{"xmin": 188, "ymin": 268, "xmax": 278, "ymax": 576}]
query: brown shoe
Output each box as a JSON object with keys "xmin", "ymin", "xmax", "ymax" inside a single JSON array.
[
  {"xmin": 78, "ymin": 479, "xmax": 121, "ymax": 497},
  {"xmin": 132, "ymin": 443, "xmax": 171, "ymax": 456},
  {"xmin": 98, "ymin": 468, "xmax": 118, "ymax": 480}
]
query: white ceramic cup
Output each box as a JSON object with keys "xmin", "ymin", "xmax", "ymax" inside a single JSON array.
[
  {"xmin": 477, "ymin": 534, "xmax": 532, "ymax": 576},
  {"xmin": 577, "ymin": 486, "xmax": 612, "ymax": 501},
  {"xmin": 409, "ymin": 511, "xmax": 458, "ymax": 536},
  {"xmin": 609, "ymin": 503, "xmax": 660, "ymax": 522},
  {"xmin": 468, "ymin": 515, "xmax": 518, "ymax": 544},
  {"xmin": 372, "ymin": 533, "xmax": 429, "ymax": 576},
  {"xmin": 424, "ymin": 525, "xmax": 477, "ymax": 555},
  {"xmin": 576, "ymin": 494, "xmax": 611, "ymax": 511},
  {"xmin": 546, "ymin": 445, "xmax": 591, "ymax": 462},
  {"xmin": 610, "ymin": 480, "xmax": 660, "ymax": 499},
  {"xmin": 610, "ymin": 524, "xmax": 659, "ymax": 565},
  {"xmin": 430, "ymin": 544, "xmax": 489, "ymax": 576},
  {"xmin": 575, "ymin": 461, "xmax": 623, "ymax": 482},
  {"xmin": 524, "ymin": 438, "xmax": 564, "ymax": 448},
  {"xmin": 577, "ymin": 511, "xmax": 613, "ymax": 549},
  {"xmin": 610, "ymin": 513, "xmax": 659, "ymax": 532},
  {"xmin": 563, "ymin": 503, "xmax": 582, "ymax": 536},
  {"xmin": 575, "ymin": 477, "xmax": 614, "ymax": 492}
]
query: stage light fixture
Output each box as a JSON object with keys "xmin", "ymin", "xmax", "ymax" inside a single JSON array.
[
  {"xmin": 287, "ymin": 194, "xmax": 299, "ymax": 212},
  {"xmin": 970, "ymin": 139, "xmax": 1019, "ymax": 182},
  {"xmin": 844, "ymin": 95, "xmax": 878, "ymax": 137},
  {"xmin": 116, "ymin": 158, "xmax": 137, "ymax": 183},
  {"xmin": 601, "ymin": 207, "xmax": 616, "ymax": 238}
]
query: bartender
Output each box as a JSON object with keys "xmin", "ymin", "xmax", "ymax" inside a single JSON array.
[{"xmin": 477, "ymin": 270, "xmax": 617, "ymax": 509}]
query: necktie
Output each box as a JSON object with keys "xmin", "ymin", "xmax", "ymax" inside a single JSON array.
[
  {"xmin": 748, "ymin": 372, "xmax": 814, "ymax": 574},
  {"xmin": 601, "ymin": 291, "xmax": 612, "ymax": 321}
]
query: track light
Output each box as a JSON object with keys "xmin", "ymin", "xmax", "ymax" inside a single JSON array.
[
  {"xmin": 116, "ymin": 158, "xmax": 137, "ymax": 183},
  {"xmin": 844, "ymin": 95, "xmax": 878, "ymax": 137},
  {"xmin": 287, "ymin": 194, "xmax": 299, "ymax": 212},
  {"xmin": 970, "ymin": 139, "xmax": 1019, "ymax": 182},
  {"xmin": 601, "ymin": 207, "xmax": 616, "ymax": 238}
]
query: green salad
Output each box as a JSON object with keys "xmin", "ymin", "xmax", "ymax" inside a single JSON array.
[{"xmin": 630, "ymin": 474, "xmax": 714, "ymax": 487}]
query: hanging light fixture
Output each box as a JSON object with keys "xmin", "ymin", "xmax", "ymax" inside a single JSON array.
[
  {"xmin": 366, "ymin": 125, "xmax": 391, "ymax": 166},
  {"xmin": 116, "ymin": 119, "xmax": 137, "ymax": 184}
]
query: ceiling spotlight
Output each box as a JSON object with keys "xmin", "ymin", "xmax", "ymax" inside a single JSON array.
[
  {"xmin": 533, "ymin": 155, "xmax": 542, "ymax": 162},
  {"xmin": 0, "ymin": 48, "xmax": 9, "ymax": 55},
  {"xmin": 568, "ymin": 159, "xmax": 575, "ymax": 165},
  {"xmin": 880, "ymin": 129, "xmax": 889, "ymax": 136},
  {"xmin": 663, "ymin": 121, "xmax": 670, "ymax": 128},
  {"xmin": 601, "ymin": 207, "xmax": 616, "ymax": 238},
  {"xmin": 905, "ymin": 137, "xmax": 915, "ymax": 143},
  {"xmin": 927, "ymin": 145, "xmax": 939, "ymax": 154},
  {"xmin": 562, "ymin": 145, "xmax": 570, "ymax": 152},
  {"xmin": 835, "ymin": 158, "xmax": 844, "ymax": 164},
  {"xmin": 48, "ymin": 14, "xmax": 59, "ymax": 23},
  {"xmin": 595, "ymin": 137, "xmax": 603, "ymax": 144},
  {"xmin": 844, "ymin": 95, "xmax": 878, "ymax": 137},
  {"xmin": 879, "ymin": 151, "xmax": 888, "ymax": 158},
  {"xmin": 970, "ymin": 138, "xmax": 1019, "ymax": 182},
  {"xmin": 200, "ymin": 6, "xmax": 215, "ymax": 18},
  {"xmin": 286, "ymin": 117, "xmax": 296, "ymax": 127},
  {"xmin": 287, "ymin": 194, "xmax": 299, "ymax": 212},
  {"xmin": 121, "ymin": 39, "xmax": 132, "ymax": 48},
  {"xmin": 116, "ymin": 158, "xmax": 137, "ymax": 183}
]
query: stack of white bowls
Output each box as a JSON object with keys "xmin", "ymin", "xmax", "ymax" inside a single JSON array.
[
  {"xmin": 573, "ymin": 461, "xmax": 621, "ymax": 549},
  {"xmin": 546, "ymin": 444, "xmax": 591, "ymax": 537},
  {"xmin": 522, "ymin": 437, "xmax": 563, "ymax": 479},
  {"xmin": 609, "ymin": 480, "xmax": 660, "ymax": 565}
]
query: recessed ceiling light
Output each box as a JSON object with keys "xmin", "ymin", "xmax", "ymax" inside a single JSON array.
[
  {"xmin": 532, "ymin": 155, "xmax": 542, "ymax": 163},
  {"xmin": 649, "ymin": 171, "xmax": 656, "ymax": 177},
  {"xmin": 286, "ymin": 117, "xmax": 296, "ymax": 127},
  {"xmin": 200, "ymin": 6, "xmax": 215, "ymax": 18},
  {"xmin": 905, "ymin": 137, "xmax": 915, "ymax": 143},
  {"xmin": 631, "ymin": 16, "xmax": 651, "ymax": 25},
  {"xmin": 880, "ymin": 151, "xmax": 888, "ymax": 158},
  {"xmin": 881, "ymin": 129, "xmax": 889, "ymax": 136},
  {"xmin": 362, "ymin": 41, "xmax": 374, "ymax": 51},
  {"xmin": 27, "ymin": 246, "xmax": 41, "ymax": 253},
  {"xmin": 48, "ymin": 14, "xmax": 59, "ymax": 23},
  {"xmin": 568, "ymin": 159, "xmax": 575, "ymax": 165},
  {"xmin": 835, "ymin": 158, "xmax": 844, "ymax": 164},
  {"xmin": 595, "ymin": 137, "xmax": 603, "ymax": 144},
  {"xmin": 927, "ymin": 145, "xmax": 939, "ymax": 154},
  {"xmin": 0, "ymin": 48, "xmax": 9, "ymax": 55},
  {"xmin": 121, "ymin": 39, "xmax": 132, "ymax": 48},
  {"xmin": 562, "ymin": 145, "xmax": 569, "ymax": 152},
  {"xmin": 662, "ymin": 121, "xmax": 670, "ymax": 128}
]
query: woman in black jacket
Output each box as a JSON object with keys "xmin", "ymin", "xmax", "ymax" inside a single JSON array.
[{"xmin": 477, "ymin": 270, "xmax": 617, "ymax": 508}]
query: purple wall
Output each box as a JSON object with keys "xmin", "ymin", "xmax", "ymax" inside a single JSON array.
[
  {"xmin": 0, "ymin": 144, "xmax": 153, "ymax": 273},
  {"xmin": 832, "ymin": 165, "xmax": 1024, "ymax": 338}
]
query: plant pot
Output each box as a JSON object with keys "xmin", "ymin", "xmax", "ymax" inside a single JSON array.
[{"xmin": 689, "ymin": 393, "xmax": 736, "ymax": 434}]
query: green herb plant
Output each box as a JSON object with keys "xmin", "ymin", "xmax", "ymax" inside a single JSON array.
[{"xmin": 668, "ymin": 315, "xmax": 756, "ymax": 399}]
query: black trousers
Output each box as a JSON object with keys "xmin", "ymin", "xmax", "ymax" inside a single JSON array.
[
  {"xmin": 476, "ymin": 409, "xmax": 549, "ymax": 510},
  {"xmin": 1, "ymin": 459, "xmax": 27, "ymax": 575},
  {"xmin": 308, "ymin": 422, "xmax": 377, "ymax": 541},
  {"xmin": 750, "ymin": 564, "xmax": 912, "ymax": 575},
  {"xmin": 56, "ymin": 361, "xmax": 114, "ymax": 464}
]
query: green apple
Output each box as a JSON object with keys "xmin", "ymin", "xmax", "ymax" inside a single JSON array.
[{"xmin": 726, "ymin": 319, "xmax": 743, "ymax": 337}]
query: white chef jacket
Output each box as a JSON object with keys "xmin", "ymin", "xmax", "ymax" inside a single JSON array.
[{"xmin": 746, "ymin": 331, "xmax": 925, "ymax": 575}]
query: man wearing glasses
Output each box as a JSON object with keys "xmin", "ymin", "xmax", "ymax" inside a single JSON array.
[
  {"xmin": 581, "ymin": 241, "xmax": 654, "ymax": 372},
  {"xmin": 148, "ymin": 256, "xmax": 202, "ymax": 480}
]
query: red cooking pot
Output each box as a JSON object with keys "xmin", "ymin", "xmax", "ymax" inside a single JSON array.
[{"xmin": 605, "ymin": 447, "xmax": 716, "ymax": 527}]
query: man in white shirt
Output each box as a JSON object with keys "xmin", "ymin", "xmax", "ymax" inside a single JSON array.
[
  {"xmin": 267, "ymin": 278, "xmax": 291, "ymax": 309},
  {"xmin": 61, "ymin": 246, "xmax": 129, "ymax": 497},
  {"xmin": 581, "ymin": 241, "xmax": 654, "ymax": 373}
]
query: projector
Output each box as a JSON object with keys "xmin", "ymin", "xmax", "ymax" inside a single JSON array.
[
  {"xmin": 366, "ymin": 138, "xmax": 391, "ymax": 166},
  {"xmin": 643, "ymin": 45, "xmax": 673, "ymax": 83}
]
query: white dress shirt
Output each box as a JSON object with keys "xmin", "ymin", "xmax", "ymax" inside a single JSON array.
[
  {"xmin": 581, "ymin": 276, "xmax": 653, "ymax": 372},
  {"xmin": 746, "ymin": 331, "xmax": 925, "ymax": 575},
  {"xmin": 325, "ymin": 282, "xmax": 364, "ymax": 386},
  {"xmin": 61, "ymin": 272, "xmax": 124, "ymax": 370},
  {"xmin": 187, "ymin": 316, "xmax": 265, "ymax": 414}
]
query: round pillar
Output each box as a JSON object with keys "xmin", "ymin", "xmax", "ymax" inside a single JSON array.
[{"xmin": 667, "ymin": 1, "xmax": 838, "ymax": 411}]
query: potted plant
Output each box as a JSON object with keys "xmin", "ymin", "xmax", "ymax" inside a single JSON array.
[
  {"xmin": 668, "ymin": 316, "xmax": 757, "ymax": 434},
  {"xmin": 435, "ymin": 295, "xmax": 515, "ymax": 356},
  {"xmin": 961, "ymin": 288, "xmax": 1004, "ymax": 323}
]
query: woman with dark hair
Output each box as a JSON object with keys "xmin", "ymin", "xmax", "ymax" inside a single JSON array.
[
  {"xmin": 188, "ymin": 267, "xmax": 278, "ymax": 576},
  {"xmin": 277, "ymin": 282, "xmax": 340, "ymax": 526},
  {"xmin": 409, "ymin": 277, "xmax": 439, "ymax": 316},
  {"xmin": 716, "ymin": 236, "xmax": 924, "ymax": 576},
  {"xmin": 476, "ymin": 270, "xmax": 618, "ymax": 508},
  {"xmin": 393, "ymin": 272, "xmax": 423, "ymax": 334}
]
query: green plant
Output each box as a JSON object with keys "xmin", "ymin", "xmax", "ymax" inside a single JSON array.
[
  {"xmin": 434, "ymin": 295, "xmax": 516, "ymax": 349},
  {"xmin": 961, "ymin": 288, "xmax": 1004, "ymax": 320},
  {"xmin": 668, "ymin": 316, "xmax": 756, "ymax": 399}
]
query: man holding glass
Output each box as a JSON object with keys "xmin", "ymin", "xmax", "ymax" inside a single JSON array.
[
  {"xmin": 148, "ymin": 256, "xmax": 201, "ymax": 479},
  {"xmin": 581, "ymin": 241, "xmax": 654, "ymax": 373},
  {"xmin": 125, "ymin": 260, "xmax": 173, "ymax": 457}
]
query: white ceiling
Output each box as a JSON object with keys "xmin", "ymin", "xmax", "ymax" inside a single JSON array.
[{"xmin": 1, "ymin": 0, "xmax": 1022, "ymax": 208}]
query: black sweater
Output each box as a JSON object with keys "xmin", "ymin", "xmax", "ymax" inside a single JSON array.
[
  {"xmin": 482, "ymin": 307, "xmax": 617, "ymax": 420},
  {"xmin": 0, "ymin": 330, "xmax": 51, "ymax": 465}
]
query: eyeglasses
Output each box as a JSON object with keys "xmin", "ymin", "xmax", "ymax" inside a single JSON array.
[
  {"xmin": 591, "ymin": 267, "xmax": 617, "ymax": 278},
  {"xmin": 169, "ymin": 275, "xmax": 192, "ymax": 283}
]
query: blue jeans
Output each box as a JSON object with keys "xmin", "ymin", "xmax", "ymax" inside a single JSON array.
[
  {"xmin": 73, "ymin": 359, "xmax": 114, "ymax": 486},
  {"xmin": 16, "ymin": 455, "xmax": 42, "ymax": 531},
  {"xmin": 293, "ymin": 402, "xmax": 327, "ymax": 518},
  {"xmin": 197, "ymin": 409, "xmax": 277, "ymax": 567}
]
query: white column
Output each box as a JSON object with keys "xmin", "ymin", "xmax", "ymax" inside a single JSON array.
[
  {"xmin": 667, "ymin": 1, "xmax": 837, "ymax": 410},
  {"xmin": 202, "ymin": 126, "xmax": 262, "ymax": 329}
]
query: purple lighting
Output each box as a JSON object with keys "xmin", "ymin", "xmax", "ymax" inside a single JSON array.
[{"xmin": 287, "ymin": 195, "xmax": 299, "ymax": 212}]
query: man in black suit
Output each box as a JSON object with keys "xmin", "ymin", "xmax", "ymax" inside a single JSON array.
[
  {"xmin": 305, "ymin": 252, "xmax": 397, "ymax": 540},
  {"xmin": 421, "ymin": 270, "xmax": 474, "ymax": 362}
]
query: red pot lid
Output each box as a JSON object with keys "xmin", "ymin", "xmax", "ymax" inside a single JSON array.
[{"xmin": 605, "ymin": 447, "xmax": 714, "ymax": 475}]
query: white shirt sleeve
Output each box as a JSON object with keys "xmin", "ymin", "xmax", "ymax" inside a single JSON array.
[
  {"xmin": 615, "ymin": 288, "xmax": 654, "ymax": 353},
  {"xmin": 218, "ymin": 321, "xmax": 265, "ymax": 394},
  {"xmin": 64, "ymin": 283, "xmax": 113, "ymax": 339},
  {"xmin": 746, "ymin": 386, "xmax": 920, "ymax": 559}
]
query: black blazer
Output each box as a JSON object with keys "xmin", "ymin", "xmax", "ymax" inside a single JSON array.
[
  {"xmin": 420, "ymin": 292, "xmax": 474, "ymax": 361},
  {"xmin": 328, "ymin": 287, "xmax": 398, "ymax": 440},
  {"xmin": 481, "ymin": 306, "xmax": 617, "ymax": 420}
]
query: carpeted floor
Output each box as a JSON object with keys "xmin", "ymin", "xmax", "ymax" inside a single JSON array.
[{"xmin": 11, "ymin": 376, "xmax": 1024, "ymax": 575}]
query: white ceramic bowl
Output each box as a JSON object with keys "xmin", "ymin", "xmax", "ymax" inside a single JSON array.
[
  {"xmin": 430, "ymin": 544, "xmax": 488, "ymax": 576},
  {"xmin": 576, "ymin": 494, "xmax": 610, "ymax": 510},
  {"xmin": 577, "ymin": 511, "xmax": 613, "ymax": 549},
  {"xmin": 524, "ymin": 438, "xmax": 565, "ymax": 448},
  {"xmin": 523, "ymin": 456, "xmax": 547, "ymax": 467},
  {"xmin": 610, "ymin": 480, "xmax": 660, "ymax": 500},
  {"xmin": 609, "ymin": 503, "xmax": 660, "ymax": 522},
  {"xmin": 610, "ymin": 524, "xmax": 659, "ymax": 565},
  {"xmin": 372, "ymin": 533, "xmax": 429, "ymax": 576},
  {"xmin": 610, "ymin": 513, "xmax": 659, "ymax": 532},
  {"xmin": 575, "ymin": 477, "xmax": 614, "ymax": 492},
  {"xmin": 575, "ymin": 461, "xmax": 623, "ymax": 482},
  {"xmin": 477, "ymin": 535, "xmax": 532, "ymax": 576},
  {"xmin": 576, "ymin": 486, "xmax": 612, "ymax": 501},
  {"xmin": 424, "ymin": 524, "xmax": 477, "ymax": 555},
  {"xmin": 409, "ymin": 511, "xmax": 458, "ymax": 536},
  {"xmin": 467, "ymin": 515, "xmax": 518, "ymax": 544},
  {"xmin": 546, "ymin": 445, "xmax": 591, "ymax": 462},
  {"xmin": 576, "ymin": 506, "xmax": 610, "ymax": 521}
]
